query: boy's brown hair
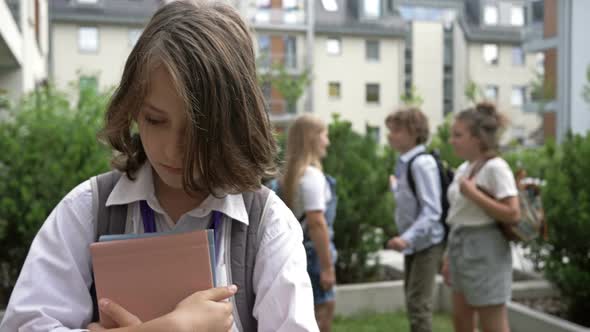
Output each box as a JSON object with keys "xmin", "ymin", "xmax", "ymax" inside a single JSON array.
[
  {"xmin": 99, "ymin": 0, "xmax": 277, "ymax": 194},
  {"xmin": 385, "ymin": 107, "xmax": 430, "ymax": 144}
]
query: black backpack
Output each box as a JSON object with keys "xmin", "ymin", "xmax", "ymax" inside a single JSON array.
[{"xmin": 406, "ymin": 150, "xmax": 454, "ymax": 240}]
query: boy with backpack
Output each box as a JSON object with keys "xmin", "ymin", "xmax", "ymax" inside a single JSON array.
[{"xmin": 385, "ymin": 107, "xmax": 451, "ymax": 332}]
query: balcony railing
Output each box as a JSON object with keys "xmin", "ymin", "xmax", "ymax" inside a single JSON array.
[
  {"xmin": 247, "ymin": 8, "xmax": 307, "ymax": 26},
  {"xmin": 522, "ymin": 22, "xmax": 543, "ymax": 43},
  {"xmin": 256, "ymin": 53, "xmax": 307, "ymax": 73}
]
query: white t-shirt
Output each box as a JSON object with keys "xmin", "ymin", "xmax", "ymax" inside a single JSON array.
[
  {"xmin": 292, "ymin": 166, "xmax": 331, "ymax": 220},
  {"xmin": 446, "ymin": 157, "xmax": 518, "ymax": 227}
]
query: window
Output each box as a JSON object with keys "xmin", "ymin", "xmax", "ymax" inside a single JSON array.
[
  {"xmin": 261, "ymin": 82, "xmax": 272, "ymax": 110},
  {"xmin": 512, "ymin": 86, "xmax": 526, "ymax": 106},
  {"xmin": 366, "ymin": 125, "xmax": 380, "ymax": 143},
  {"xmin": 283, "ymin": 0, "xmax": 300, "ymax": 24},
  {"xmin": 484, "ymin": 85, "xmax": 499, "ymax": 101},
  {"xmin": 326, "ymin": 38, "xmax": 341, "ymax": 55},
  {"xmin": 512, "ymin": 47, "xmax": 525, "ymax": 66},
  {"xmin": 363, "ymin": 0, "xmax": 381, "ymax": 18},
  {"xmin": 321, "ymin": 0, "xmax": 338, "ymax": 12},
  {"xmin": 79, "ymin": 76, "xmax": 98, "ymax": 92},
  {"xmin": 256, "ymin": 0, "xmax": 271, "ymax": 8},
  {"xmin": 328, "ymin": 82, "xmax": 341, "ymax": 98},
  {"xmin": 483, "ymin": 44, "xmax": 499, "ymax": 65},
  {"xmin": 511, "ymin": 6, "xmax": 525, "ymax": 26},
  {"xmin": 78, "ymin": 27, "xmax": 98, "ymax": 52},
  {"xmin": 284, "ymin": 36, "xmax": 297, "ymax": 69},
  {"xmin": 365, "ymin": 40, "xmax": 380, "ymax": 61},
  {"xmin": 366, "ymin": 83, "xmax": 380, "ymax": 104},
  {"xmin": 129, "ymin": 29, "xmax": 142, "ymax": 47},
  {"xmin": 258, "ymin": 35, "xmax": 271, "ymax": 68},
  {"xmin": 283, "ymin": 0, "xmax": 297, "ymax": 9},
  {"xmin": 535, "ymin": 52, "xmax": 545, "ymax": 75},
  {"xmin": 484, "ymin": 5, "xmax": 498, "ymax": 25},
  {"xmin": 512, "ymin": 126, "xmax": 526, "ymax": 141},
  {"xmin": 532, "ymin": 0, "xmax": 544, "ymax": 24},
  {"xmin": 255, "ymin": 0, "xmax": 271, "ymax": 22}
]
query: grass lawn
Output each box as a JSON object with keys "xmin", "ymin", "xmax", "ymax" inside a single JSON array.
[{"xmin": 333, "ymin": 311, "xmax": 454, "ymax": 332}]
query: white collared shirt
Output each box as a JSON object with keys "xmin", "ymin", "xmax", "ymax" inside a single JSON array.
[
  {"xmin": 0, "ymin": 163, "xmax": 318, "ymax": 332},
  {"xmin": 392, "ymin": 145, "xmax": 444, "ymax": 255}
]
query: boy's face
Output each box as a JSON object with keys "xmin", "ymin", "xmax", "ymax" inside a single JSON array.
[
  {"xmin": 138, "ymin": 66, "xmax": 188, "ymax": 190},
  {"xmin": 387, "ymin": 123, "xmax": 417, "ymax": 153}
]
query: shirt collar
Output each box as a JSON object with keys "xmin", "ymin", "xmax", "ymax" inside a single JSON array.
[
  {"xmin": 399, "ymin": 144, "xmax": 427, "ymax": 163},
  {"xmin": 106, "ymin": 163, "xmax": 249, "ymax": 225}
]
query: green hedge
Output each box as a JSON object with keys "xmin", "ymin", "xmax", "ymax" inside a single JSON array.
[
  {"xmin": 0, "ymin": 84, "xmax": 111, "ymax": 305},
  {"xmin": 531, "ymin": 133, "xmax": 590, "ymax": 327},
  {"xmin": 323, "ymin": 115, "xmax": 396, "ymax": 283}
]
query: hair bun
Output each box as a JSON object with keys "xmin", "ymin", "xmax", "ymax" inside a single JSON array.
[{"xmin": 475, "ymin": 102, "xmax": 497, "ymax": 116}]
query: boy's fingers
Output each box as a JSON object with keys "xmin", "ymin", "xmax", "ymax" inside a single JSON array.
[
  {"xmin": 99, "ymin": 299, "xmax": 141, "ymax": 327},
  {"xmin": 197, "ymin": 285, "xmax": 238, "ymax": 302},
  {"xmin": 87, "ymin": 322, "xmax": 106, "ymax": 331}
]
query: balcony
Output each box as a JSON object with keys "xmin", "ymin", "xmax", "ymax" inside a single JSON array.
[
  {"xmin": 246, "ymin": 7, "xmax": 308, "ymax": 30},
  {"xmin": 264, "ymin": 99, "xmax": 300, "ymax": 125},
  {"xmin": 523, "ymin": 99, "xmax": 556, "ymax": 113},
  {"xmin": 0, "ymin": 0, "xmax": 23, "ymax": 68},
  {"xmin": 522, "ymin": 22, "xmax": 557, "ymax": 53},
  {"xmin": 256, "ymin": 53, "xmax": 308, "ymax": 75}
]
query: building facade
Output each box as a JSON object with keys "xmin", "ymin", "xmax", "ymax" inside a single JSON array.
[
  {"xmin": 523, "ymin": 0, "xmax": 590, "ymax": 143},
  {"xmin": 49, "ymin": 0, "xmax": 161, "ymax": 92},
  {"xmin": 0, "ymin": 0, "xmax": 49, "ymax": 103}
]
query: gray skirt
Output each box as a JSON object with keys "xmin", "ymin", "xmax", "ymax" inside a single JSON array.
[{"xmin": 448, "ymin": 223, "xmax": 512, "ymax": 306}]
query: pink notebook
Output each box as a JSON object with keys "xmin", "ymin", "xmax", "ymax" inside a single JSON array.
[{"xmin": 90, "ymin": 229, "xmax": 214, "ymax": 328}]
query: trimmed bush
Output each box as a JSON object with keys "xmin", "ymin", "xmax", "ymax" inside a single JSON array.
[
  {"xmin": 324, "ymin": 115, "xmax": 396, "ymax": 284},
  {"xmin": 526, "ymin": 133, "xmax": 590, "ymax": 327},
  {"xmin": 0, "ymin": 84, "xmax": 111, "ymax": 305}
]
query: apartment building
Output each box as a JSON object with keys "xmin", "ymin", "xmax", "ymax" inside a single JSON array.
[
  {"xmin": 0, "ymin": 0, "xmax": 49, "ymax": 102},
  {"xmin": 47, "ymin": 0, "xmax": 543, "ymax": 144},
  {"xmin": 249, "ymin": 0, "xmax": 540, "ymax": 143},
  {"xmin": 394, "ymin": 0, "xmax": 541, "ymax": 144},
  {"xmin": 312, "ymin": 0, "xmax": 406, "ymax": 141},
  {"xmin": 523, "ymin": 0, "xmax": 590, "ymax": 143},
  {"xmin": 49, "ymin": 0, "xmax": 161, "ymax": 92}
]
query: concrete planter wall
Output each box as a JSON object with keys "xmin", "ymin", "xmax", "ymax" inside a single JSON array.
[{"xmin": 335, "ymin": 278, "xmax": 589, "ymax": 332}]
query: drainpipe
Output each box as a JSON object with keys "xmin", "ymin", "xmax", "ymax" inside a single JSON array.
[{"xmin": 305, "ymin": 0, "xmax": 314, "ymax": 112}]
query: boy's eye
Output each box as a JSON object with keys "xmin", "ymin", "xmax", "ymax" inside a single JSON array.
[{"xmin": 144, "ymin": 115, "xmax": 165, "ymax": 125}]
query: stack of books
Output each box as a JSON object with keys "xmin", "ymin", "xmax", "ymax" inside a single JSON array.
[{"xmin": 90, "ymin": 229, "xmax": 216, "ymax": 328}]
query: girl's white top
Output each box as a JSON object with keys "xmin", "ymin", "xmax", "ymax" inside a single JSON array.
[{"xmin": 446, "ymin": 157, "xmax": 518, "ymax": 227}]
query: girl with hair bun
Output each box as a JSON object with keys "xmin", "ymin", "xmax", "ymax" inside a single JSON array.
[{"xmin": 442, "ymin": 102, "xmax": 520, "ymax": 332}]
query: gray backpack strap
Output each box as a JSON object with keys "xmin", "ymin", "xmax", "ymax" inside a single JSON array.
[
  {"xmin": 231, "ymin": 186, "xmax": 271, "ymax": 332},
  {"xmin": 89, "ymin": 170, "xmax": 127, "ymax": 322},
  {"xmin": 93, "ymin": 171, "xmax": 127, "ymax": 241}
]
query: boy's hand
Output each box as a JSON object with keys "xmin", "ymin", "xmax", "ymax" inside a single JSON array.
[
  {"xmin": 389, "ymin": 175, "xmax": 398, "ymax": 191},
  {"xmin": 87, "ymin": 299, "xmax": 141, "ymax": 331},
  {"xmin": 170, "ymin": 286, "xmax": 237, "ymax": 332},
  {"xmin": 441, "ymin": 255, "xmax": 452, "ymax": 287},
  {"xmin": 386, "ymin": 236, "xmax": 408, "ymax": 251}
]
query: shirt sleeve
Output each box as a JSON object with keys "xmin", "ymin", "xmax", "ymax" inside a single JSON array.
[
  {"xmin": 252, "ymin": 192, "xmax": 319, "ymax": 332},
  {"xmin": 300, "ymin": 168, "xmax": 327, "ymax": 212},
  {"xmin": 481, "ymin": 159, "xmax": 518, "ymax": 200},
  {"xmin": 0, "ymin": 181, "xmax": 96, "ymax": 332},
  {"xmin": 400, "ymin": 155, "xmax": 443, "ymax": 249}
]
